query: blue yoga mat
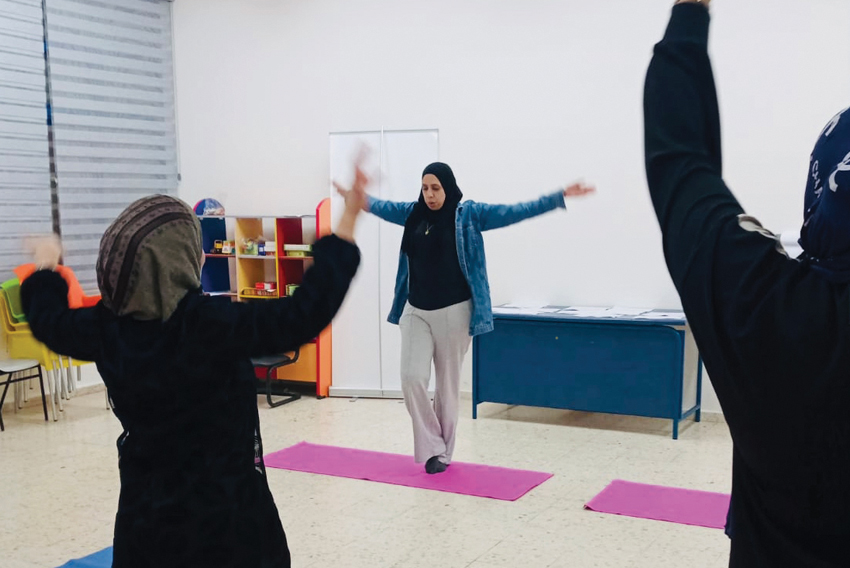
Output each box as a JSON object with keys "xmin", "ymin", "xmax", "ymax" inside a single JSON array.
[{"xmin": 56, "ymin": 547, "xmax": 112, "ymax": 568}]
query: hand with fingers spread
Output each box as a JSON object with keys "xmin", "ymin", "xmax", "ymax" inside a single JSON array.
[
  {"xmin": 333, "ymin": 166, "xmax": 370, "ymax": 213},
  {"xmin": 563, "ymin": 182, "xmax": 596, "ymax": 199},
  {"xmin": 332, "ymin": 150, "xmax": 372, "ymax": 243},
  {"xmin": 26, "ymin": 234, "xmax": 63, "ymax": 271}
]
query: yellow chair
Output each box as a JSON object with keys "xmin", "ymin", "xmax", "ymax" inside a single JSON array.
[
  {"xmin": 0, "ymin": 289, "xmax": 103, "ymax": 417},
  {"xmin": 11, "ymin": 266, "xmax": 102, "ymax": 403},
  {"xmin": 0, "ymin": 289, "xmax": 65, "ymax": 420}
]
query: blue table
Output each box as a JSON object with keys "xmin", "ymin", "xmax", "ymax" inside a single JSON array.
[{"xmin": 472, "ymin": 308, "xmax": 702, "ymax": 439}]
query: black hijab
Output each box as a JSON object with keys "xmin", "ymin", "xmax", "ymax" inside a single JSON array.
[{"xmin": 401, "ymin": 162, "xmax": 463, "ymax": 254}]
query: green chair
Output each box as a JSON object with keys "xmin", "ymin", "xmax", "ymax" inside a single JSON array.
[{"xmin": 0, "ymin": 278, "xmax": 26, "ymax": 323}]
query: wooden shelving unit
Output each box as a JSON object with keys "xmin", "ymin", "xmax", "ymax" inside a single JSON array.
[{"xmin": 198, "ymin": 198, "xmax": 333, "ymax": 397}]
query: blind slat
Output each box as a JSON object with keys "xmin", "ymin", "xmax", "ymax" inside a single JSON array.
[
  {"xmin": 51, "ymin": 110, "xmax": 173, "ymax": 134},
  {"xmin": 0, "ymin": 117, "xmax": 48, "ymax": 136},
  {"xmin": 59, "ymin": 208, "xmax": 135, "ymax": 222},
  {"xmin": 0, "ymin": 1, "xmax": 43, "ymax": 22},
  {"xmin": 0, "ymin": 100, "xmax": 48, "ymax": 120},
  {"xmin": 45, "ymin": 9, "xmax": 169, "ymax": 46},
  {"xmin": 58, "ymin": 190, "xmax": 155, "ymax": 204},
  {"xmin": 0, "ymin": 84, "xmax": 46, "ymax": 100},
  {"xmin": 0, "ymin": 30, "xmax": 44, "ymax": 52},
  {"xmin": 53, "ymin": 127, "xmax": 174, "ymax": 147},
  {"xmin": 49, "ymin": 95, "xmax": 173, "ymax": 119},
  {"xmin": 49, "ymin": 81, "xmax": 171, "ymax": 104},
  {"xmin": 0, "ymin": 0, "xmax": 42, "ymax": 8},
  {"xmin": 53, "ymin": 0, "xmax": 166, "ymax": 18},
  {"xmin": 0, "ymin": 66, "xmax": 49, "ymax": 88},
  {"xmin": 47, "ymin": 44, "xmax": 170, "ymax": 77},
  {"xmin": 46, "ymin": 65, "xmax": 172, "ymax": 91},
  {"xmin": 55, "ymin": 162, "xmax": 176, "ymax": 175},
  {"xmin": 51, "ymin": 176, "xmax": 175, "ymax": 190},
  {"xmin": 55, "ymin": 145, "xmax": 172, "ymax": 161},
  {"xmin": 0, "ymin": 154, "xmax": 50, "ymax": 168},
  {"xmin": 0, "ymin": 20, "xmax": 42, "ymax": 40},
  {"xmin": 46, "ymin": 27, "xmax": 171, "ymax": 61},
  {"xmin": 0, "ymin": 51, "xmax": 47, "ymax": 73},
  {"xmin": 59, "ymin": 225, "xmax": 113, "ymax": 236},
  {"xmin": 0, "ymin": 169, "xmax": 50, "ymax": 182}
]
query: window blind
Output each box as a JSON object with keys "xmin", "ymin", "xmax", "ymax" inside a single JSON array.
[
  {"xmin": 45, "ymin": 0, "xmax": 177, "ymax": 290},
  {"xmin": 0, "ymin": 0, "xmax": 52, "ymax": 281}
]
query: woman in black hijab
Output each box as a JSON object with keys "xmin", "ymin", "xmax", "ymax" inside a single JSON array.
[
  {"xmin": 646, "ymin": 1, "xmax": 850, "ymax": 564},
  {"xmin": 22, "ymin": 165, "xmax": 369, "ymax": 568},
  {"xmin": 339, "ymin": 162, "xmax": 594, "ymax": 473}
]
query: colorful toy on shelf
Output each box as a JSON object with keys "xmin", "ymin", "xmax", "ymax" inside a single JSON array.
[
  {"xmin": 242, "ymin": 284, "xmax": 277, "ymax": 298},
  {"xmin": 193, "ymin": 198, "xmax": 225, "ymax": 217},
  {"xmin": 212, "ymin": 240, "xmax": 224, "ymax": 254},
  {"xmin": 240, "ymin": 238, "xmax": 258, "ymax": 256},
  {"xmin": 221, "ymin": 241, "xmax": 234, "ymax": 255},
  {"xmin": 283, "ymin": 244, "xmax": 312, "ymax": 257}
]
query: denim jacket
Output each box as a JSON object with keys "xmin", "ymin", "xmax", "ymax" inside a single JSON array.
[{"xmin": 367, "ymin": 190, "xmax": 566, "ymax": 336}]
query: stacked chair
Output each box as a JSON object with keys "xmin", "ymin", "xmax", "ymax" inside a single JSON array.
[{"xmin": 0, "ymin": 267, "xmax": 102, "ymax": 422}]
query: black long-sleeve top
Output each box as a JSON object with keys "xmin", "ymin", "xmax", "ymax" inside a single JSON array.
[
  {"xmin": 21, "ymin": 235, "xmax": 360, "ymax": 568},
  {"xmin": 407, "ymin": 217, "xmax": 472, "ymax": 311},
  {"xmin": 645, "ymin": 5, "xmax": 850, "ymax": 567}
]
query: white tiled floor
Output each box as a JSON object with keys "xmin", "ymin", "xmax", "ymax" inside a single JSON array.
[{"xmin": 0, "ymin": 390, "xmax": 733, "ymax": 567}]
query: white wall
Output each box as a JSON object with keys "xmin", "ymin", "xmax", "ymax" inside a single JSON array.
[{"xmin": 172, "ymin": 0, "xmax": 850, "ymax": 414}]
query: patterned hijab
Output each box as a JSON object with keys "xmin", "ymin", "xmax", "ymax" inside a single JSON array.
[
  {"xmin": 799, "ymin": 107, "xmax": 850, "ymax": 281},
  {"xmin": 96, "ymin": 195, "xmax": 203, "ymax": 321}
]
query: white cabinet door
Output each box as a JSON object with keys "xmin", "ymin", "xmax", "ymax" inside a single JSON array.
[
  {"xmin": 329, "ymin": 130, "xmax": 438, "ymax": 397},
  {"xmin": 329, "ymin": 132, "xmax": 383, "ymax": 394}
]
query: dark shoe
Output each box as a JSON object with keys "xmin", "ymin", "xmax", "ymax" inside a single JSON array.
[{"xmin": 425, "ymin": 456, "xmax": 447, "ymax": 474}]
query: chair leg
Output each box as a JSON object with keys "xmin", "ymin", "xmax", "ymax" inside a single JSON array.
[
  {"xmin": 22, "ymin": 375, "xmax": 29, "ymax": 403},
  {"xmin": 37, "ymin": 367, "xmax": 48, "ymax": 423},
  {"xmin": 0, "ymin": 374, "xmax": 12, "ymax": 431},
  {"xmin": 69, "ymin": 359, "xmax": 76, "ymax": 396},
  {"xmin": 58, "ymin": 360, "xmax": 68, "ymax": 402},
  {"xmin": 46, "ymin": 367, "xmax": 58, "ymax": 421},
  {"xmin": 64, "ymin": 359, "xmax": 74, "ymax": 398},
  {"xmin": 20, "ymin": 373, "xmax": 28, "ymax": 405},
  {"xmin": 53, "ymin": 362, "xmax": 64, "ymax": 412},
  {"xmin": 265, "ymin": 366, "xmax": 301, "ymax": 408},
  {"xmin": 13, "ymin": 373, "xmax": 20, "ymax": 411},
  {"xmin": 15, "ymin": 372, "xmax": 24, "ymax": 411}
]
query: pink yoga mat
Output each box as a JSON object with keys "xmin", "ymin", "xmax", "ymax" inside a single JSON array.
[
  {"xmin": 585, "ymin": 479, "xmax": 730, "ymax": 529},
  {"xmin": 265, "ymin": 442, "xmax": 552, "ymax": 501}
]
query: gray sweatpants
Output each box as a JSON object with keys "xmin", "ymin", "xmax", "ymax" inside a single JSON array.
[{"xmin": 399, "ymin": 300, "xmax": 472, "ymax": 464}]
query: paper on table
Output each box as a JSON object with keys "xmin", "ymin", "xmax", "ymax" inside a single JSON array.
[
  {"xmin": 606, "ymin": 306, "xmax": 652, "ymax": 317},
  {"xmin": 557, "ymin": 307, "xmax": 613, "ymax": 317},
  {"xmin": 633, "ymin": 311, "xmax": 685, "ymax": 320},
  {"xmin": 493, "ymin": 304, "xmax": 562, "ymax": 316},
  {"xmin": 504, "ymin": 308, "xmax": 551, "ymax": 316},
  {"xmin": 494, "ymin": 305, "xmax": 685, "ymax": 321}
]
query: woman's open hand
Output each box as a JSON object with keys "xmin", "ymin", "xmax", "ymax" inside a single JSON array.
[{"xmin": 563, "ymin": 182, "xmax": 596, "ymax": 199}]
